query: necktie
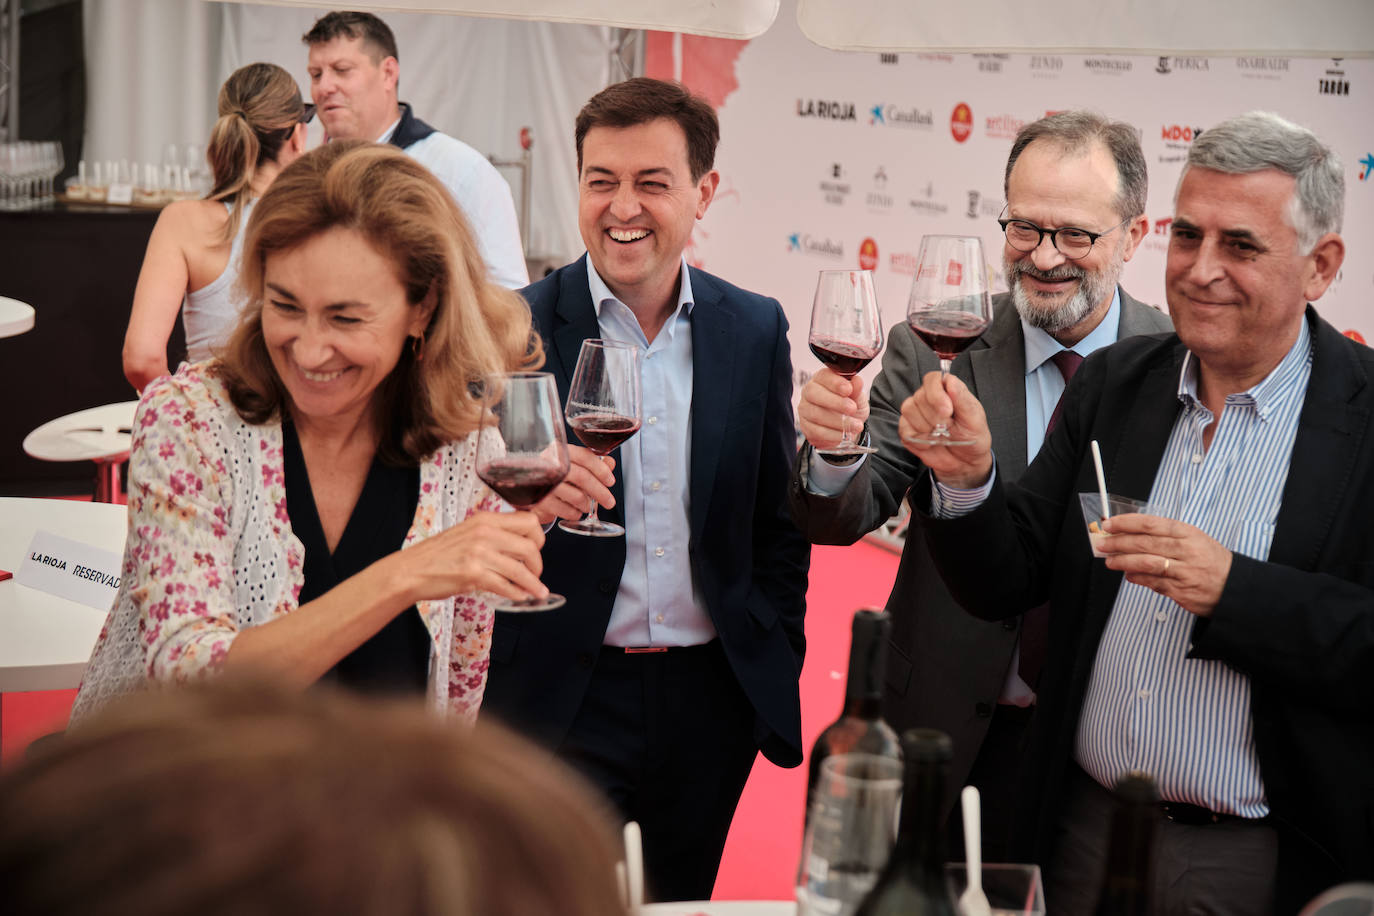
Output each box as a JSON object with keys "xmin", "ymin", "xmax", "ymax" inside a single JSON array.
[
  {"xmin": 1018, "ymin": 349, "xmax": 1086, "ymax": 689},
  {"xmin": 1044, "ymin": 350, "xmax": 1085, "ymax": 434}
]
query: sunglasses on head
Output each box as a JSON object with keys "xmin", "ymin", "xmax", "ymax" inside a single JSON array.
[{"xmin": 300, "ymin": 103, "xmax": 316, "ymax": 125}]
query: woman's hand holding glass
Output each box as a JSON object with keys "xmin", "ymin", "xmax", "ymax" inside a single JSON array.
[{"xmin": 392, "ymin": 511, "xmax": 550, "ymax": 606}]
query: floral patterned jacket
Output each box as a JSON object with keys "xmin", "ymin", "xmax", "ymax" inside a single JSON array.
[{"xmin": 71, "ymin": 361, "xmax": 502, "ymax": 724}]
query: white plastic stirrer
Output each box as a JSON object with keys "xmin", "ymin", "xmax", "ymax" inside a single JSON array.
[
  {"xmin": 1091, "ymin": 439, "xmax": 1110, "ymax": 522},
  {"xmin": 960, "ymin": 785, "xmax": 992, "ymax": 916}
]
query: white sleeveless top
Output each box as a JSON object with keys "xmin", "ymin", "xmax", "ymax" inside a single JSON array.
[{"xmin": 182, "ymin": 199, "xmax": 253, "ymax": 361}]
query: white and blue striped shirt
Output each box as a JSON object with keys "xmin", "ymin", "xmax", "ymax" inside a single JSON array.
[{"xmin": 1075, "ymin": 319, "xmax": 1313, "ymax": 815}]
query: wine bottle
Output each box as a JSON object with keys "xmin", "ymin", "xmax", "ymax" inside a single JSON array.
[
  {"xmin": 802, "ymin": 609, "xmax": 902, "ymax": 828},
  {"xmin": 1093, "ymin": 772, "xmax": 1159, "ymax": 916},
  {"xmin": 854, "ymin": 728, "xmax": 957, "ymax": 916}
]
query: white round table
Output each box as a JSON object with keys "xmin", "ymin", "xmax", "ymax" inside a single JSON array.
[
  {"xmin": 639, "ymin": 903, "xmax": 793, "ymax": 915},
  {"xmin": 22, "ymin": 401, "xmax": 139, "ymax": 502},
  {"xmin": 0, "ymin": 296, "xmax": 36, "ymax": 337},
  {"xmin": 0, "ymin": 497, "xmax": 127, "ymax": 694}
]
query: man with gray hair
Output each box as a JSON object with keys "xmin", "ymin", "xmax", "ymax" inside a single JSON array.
[
  {"xmin": 899, "ymin": 111, "xmax": 1367, "ymax": 911},
  {"xmin": 789, "ymin": 110, "xmax": 1171, "ymax": 860}
]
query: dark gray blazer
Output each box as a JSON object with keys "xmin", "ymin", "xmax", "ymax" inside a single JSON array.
[{"xmin": 788, "ymin": 287, "xmax": 1172, "ymax": 794}]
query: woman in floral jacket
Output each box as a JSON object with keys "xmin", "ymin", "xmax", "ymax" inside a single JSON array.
[{"xmin": 74, "ymin": 141, "xmax": 549, "ymax": 723}]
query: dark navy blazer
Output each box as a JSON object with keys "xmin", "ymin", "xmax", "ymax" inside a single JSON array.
[{"xmin": 481, "ymin": 256, "xmax": 811, "ymax": 767}]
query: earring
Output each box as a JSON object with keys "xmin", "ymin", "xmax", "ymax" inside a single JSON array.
[{"xmin": 410, "ymin": 332, "xmax": 425, "ymax": 362}]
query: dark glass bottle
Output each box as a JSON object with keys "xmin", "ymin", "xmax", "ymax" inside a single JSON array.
[
  {"xmin": 1094, "ymin": 772, "xmax": 1159, "ymax": 916},
  {"xmin": 803, "ymin": 609, "xmax": 902, "ymax": 827},
  {"xmin": 854, "ymin": 728, "xmax": 958, "ymax": 916}
]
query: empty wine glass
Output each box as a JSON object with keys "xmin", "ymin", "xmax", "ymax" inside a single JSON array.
[
  {"xmin": 559, "ymin": 339, "xmax": 642, "ymax": 538},
  {"xmin": 475, "ymin": 372, "xmax": 571, "ymax": 612},
  {"xmin": 809, "ymin": 269, "xmax": 883, "ymax": 456},
  {"xmin": 904, "ymin": 235, "xmax": 994, "ymax": 447},
  {"xmin": 796, "ymin": 753, "xmax": 904, "ymax": 916}
]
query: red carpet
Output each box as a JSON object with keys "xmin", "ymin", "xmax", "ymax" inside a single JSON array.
[
  {"xmin": 2, "ymin": 540, "xmax": 900, "ymax": 900},
  {"xmin": 713, "ymin": 541, "xmax": 899, "ymax": 900}
]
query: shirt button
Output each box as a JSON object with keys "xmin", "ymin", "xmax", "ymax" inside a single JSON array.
[
  {"xmin": 654, "ymin": 547, "xmax": 665, "ymax": 557},
  {"xmin": 655, "ymin": 614, "xmax": 664, "ymax": 623},
  {"xmin": 651, "ymin": 481, "xmax": 662, "ymax": 492},
  {"xmin": 1155, "ymin": 611, "xmax": 1167, "ymax": 623},
  {"xmin": 1137, "ymin": 688, "xmax": 1151, "ymax": 700},
  {"xmin": 647, "ymin": 416, "xmax": 659, "ymax": 425},
  {"xmin": 1191, "ymin": 454, "xmax": 1203, "ymax": 464}
]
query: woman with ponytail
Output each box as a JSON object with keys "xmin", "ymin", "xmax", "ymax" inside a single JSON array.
[{"xmin": 122, "ymin": 63, "xmax": 310, "ymax": 392}]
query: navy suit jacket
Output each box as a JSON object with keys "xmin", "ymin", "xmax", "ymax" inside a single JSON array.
[
  {"xmin": 916, "ymin": 308, "xmax": 1374, "ymax": 911},
  {"xmin": 481, "ymin": 256, "xmax": 811, "ymax": 767}
]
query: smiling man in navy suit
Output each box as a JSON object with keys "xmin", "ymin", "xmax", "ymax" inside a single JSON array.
[{"xmin": 480, "ymin": 78, "xmax": 810, "ymax": 902}]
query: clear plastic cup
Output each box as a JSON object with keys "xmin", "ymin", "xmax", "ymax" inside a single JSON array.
[{"xmin": 1078, "ymin": 492, "xmax": 1149, "ymax": 558}]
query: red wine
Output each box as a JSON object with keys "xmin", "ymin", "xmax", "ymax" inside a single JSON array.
[
  {"xmin": 478, "ymin": 459, "xmax": 565, "ymax": 508},
  {"xmin": 810, "ymin": 337, "xmax": 880, "ymax": 377},
  {"xmin": 907, "ymin": 311, "xmax": 989, "ymax": 359},
  {"xmin": 569, "ymin": 414, "xmax": 641, "ymax": 455}
]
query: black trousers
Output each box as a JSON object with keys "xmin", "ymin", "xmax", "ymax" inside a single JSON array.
[
  {"xmin": 1048, "ymin": 765, "xmax": 1279, "ymax": 915},
  {"xmin": 557, "ymin": 641, "xmax": 759, "ymax": 902}
]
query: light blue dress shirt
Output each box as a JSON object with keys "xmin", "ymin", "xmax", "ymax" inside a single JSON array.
[
  {"xmin": 1022, "ymin": 290, "xmax": 1122, "ymax": 459},
  {"xmin": 586, "ymin": 256, "xmax": 717, "ymax": 647}
]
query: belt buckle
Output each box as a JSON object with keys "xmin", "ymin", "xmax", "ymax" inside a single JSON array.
[{"xmin": 623, "ymin": 646, "xmax": 669, "ymax": 654}]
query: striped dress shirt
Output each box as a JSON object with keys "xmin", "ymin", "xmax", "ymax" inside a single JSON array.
[{"xmin": 1075, "ymin": 319, "xmax": 1313, "ymax": 815}]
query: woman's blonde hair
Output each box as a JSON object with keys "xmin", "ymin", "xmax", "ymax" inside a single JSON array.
[
  {"xmin": 206, "ymin": 62, "xmax": 306, "ymax": 243},
  {"xmin": 219, "ymin": 140, "xmax": 540, "ymax": 464},
  {"xmin": 0, "ymin": 681, "xmax": 629, "ymax": 916}
]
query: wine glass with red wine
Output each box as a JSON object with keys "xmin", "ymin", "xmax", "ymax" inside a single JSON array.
[
  {"xmin": 559, "ymin": 339, "xmax": 643, "ymax": 538},
  {"xmin": 809, "ymin": 269, "xmax": 883, "ymax": 456},
  {"xmin": 904, "ymin": 235, "xmax": 993, "ymax": 447},
  {"xmin": 476, "ymin": 372, "xmax": 571, "ymax": 611}
]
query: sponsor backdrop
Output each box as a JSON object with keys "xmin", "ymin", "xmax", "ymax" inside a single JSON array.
[{"xmin": 656, "ymin": 1, "xmax": 1374, "ymax": 399}]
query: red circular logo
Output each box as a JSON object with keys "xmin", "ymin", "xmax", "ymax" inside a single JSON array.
[
  {"xmin": 951, "ymin": 103, "xmax": 973, "ymax": 143},
  {"xmin": 1344, "ymin": 329, "xmax": 1367, "ymax": 345},
  {"xmin": 859, "ymin": 237, "xmax": 879, "ymax": 271}
]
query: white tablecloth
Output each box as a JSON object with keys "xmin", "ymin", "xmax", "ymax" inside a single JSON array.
[
  {"xmin": 0, "ymin": 497, "xmax": 126, "ymax": 691},
  {"xmin": 0, "ymin": 296, "xmax": 35, "ymax": 338},
  {"xmin": 639, "ymin": 903, "xmax": 793, "ymax": 916}
]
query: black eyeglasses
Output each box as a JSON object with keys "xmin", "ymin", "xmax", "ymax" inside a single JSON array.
[
  {"xmin": 997, "ymin": 212, "xmax": 1131, "ymax": 260},
  {"xmin": 300, "ymin": 103, "xmax": 316, "ymax": 125}
]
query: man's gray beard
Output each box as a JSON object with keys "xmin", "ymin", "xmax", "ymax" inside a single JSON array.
[{"xmin": 1007, "ymin": 245, "xmax": 1125, "ymax": 333}]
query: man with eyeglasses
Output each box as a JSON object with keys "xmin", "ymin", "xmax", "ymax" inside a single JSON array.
[
  {"xmin": 789, "ymin": 110, "xmax": 1171, "ymax": 861},
  {"xmin": 301, "ymin": 11, "xmax": 527, "ymax": 289}
]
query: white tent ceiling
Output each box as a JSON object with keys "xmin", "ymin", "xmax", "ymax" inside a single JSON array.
[
  {"xmin": 795, "ymin": 0, "xmax": 1374, "ymax": 56},
  {"xmin": 226, "ymin": 0, "xmax": 781, "ymax": 39},
  {"xmin": 228, "ymin": 0, "xmax": 1374, "ymax": 54}
]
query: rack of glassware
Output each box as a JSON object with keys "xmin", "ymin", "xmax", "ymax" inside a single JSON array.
[
  {"xmin": 61, "ymin": 144, "xmax": 212, "ymax": 208},
  {"xmin": 0, "ymin": 142, "xmax": 65, "ymax": 211}
]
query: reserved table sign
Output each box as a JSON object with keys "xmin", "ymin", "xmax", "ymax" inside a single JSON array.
[{"xmin": 17, "ymin": 530, "xmax": 123, "ymax": 610}]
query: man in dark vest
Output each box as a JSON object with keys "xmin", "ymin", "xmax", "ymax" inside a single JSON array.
[{"xmin": 302, "ymin": 10, "xmax": 526, "ymax": 289}]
